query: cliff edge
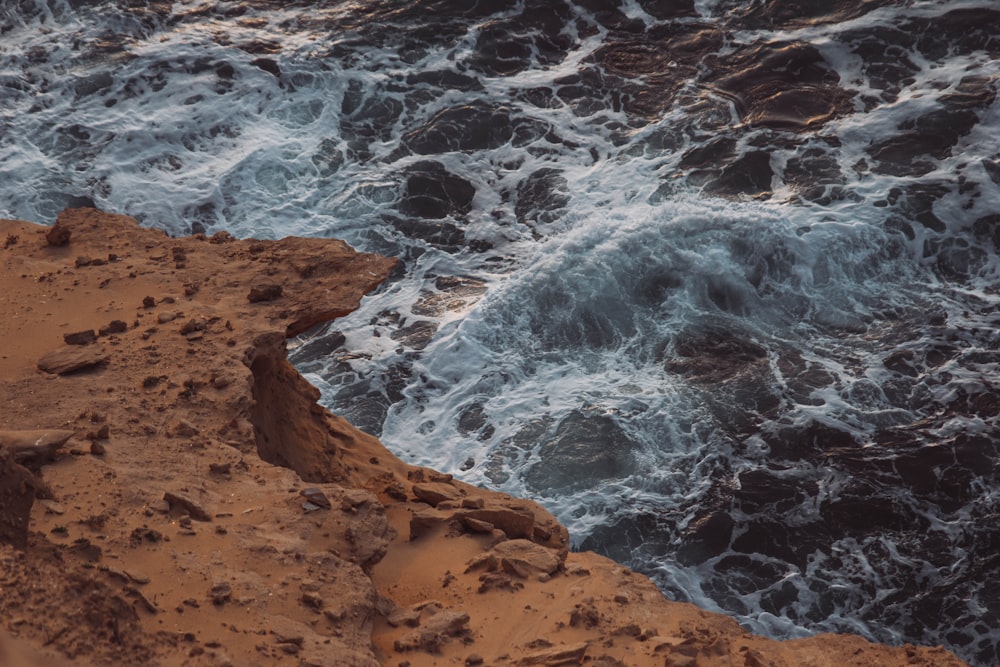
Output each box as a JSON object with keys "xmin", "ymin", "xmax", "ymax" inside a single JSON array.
[{"xmin": 0, "ymin": 209, "xmax": 966, "ymax": 667}]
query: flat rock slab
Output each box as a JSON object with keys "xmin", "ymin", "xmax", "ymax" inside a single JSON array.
[
  {"xmin": 0, "ymin": 430, "xmax": 75, "ymax": 464},
  {"xmin": 37, "ymin": 345, "xmax": 108, "ymax": 374}
]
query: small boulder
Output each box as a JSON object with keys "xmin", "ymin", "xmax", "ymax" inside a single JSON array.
[
  {"xmin": 45, "ymin": 221, "xmax": 71, "ymax": 246},
  {"xmin": 63, "ymin": 330, "xmax": 97, "ymax": 345},
  {"xmin": 163, "ymin": 489, "xmax": 213, "ymax": 522},
  {"xmin": 37, "ymin": 346, "xmax": 108, "ymax": 374},
  {"xmin": 413, "ymin": 482, "xmax": 460, "ymax": 507},
  {"xmin": 247, "ymin": 284, "xmax": 283, "ymax": 302}
]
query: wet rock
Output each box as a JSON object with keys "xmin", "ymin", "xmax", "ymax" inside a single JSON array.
[
  {"xmin": 390, "ymin": 320, "xmax": 438, "ymax": 350},
  {"xmin": 399, "ymin": 160, "xmax": 476, "ymax": 219},
  {"xmin": 251, "ymin": 57, "xmax": 280, "ymax": 77},
  {"xmin": 402, "ymin": 101, "xmax": 513, "ymax": 154},
  {"xmin": 247, "ymin": 283, "xmax": 283, "ymax": 302},
  {"xmin": 525, "ymin": 412, "xmax": 637, "ymax": 494},
  {"xmin": 468, "ymin": 539, "xmax": 562, "ymax": 579},
  {"xmin": 677, "ymin": 511, "xmax": 735, "ymax": 566},
  {"xmin": 37, "ymin": 345, "xmax": 109, "ymax": 374},
  {"xmin": 64, "ymin": 330, "xmax": 97, "ymax": 345},
  {"xmin": 514, "ymin": 168, "xmax": 570, "ymax": 229},
  {"xmin": 707, "ymin": 40, "xmax": 852, "ymax": 131},
  {"xmin": 703, "ymin": 151, "xmax": 773, "ymax": 197}
]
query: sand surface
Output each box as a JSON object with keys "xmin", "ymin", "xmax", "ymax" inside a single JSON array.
[{"xmin": 0, "ymin": 209, "xmax": 968, "ymax": 666}]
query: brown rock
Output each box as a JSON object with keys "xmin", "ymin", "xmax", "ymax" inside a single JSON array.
[
  {"xmin": 63, "ymin": 330, "xmax": 97, "ymax": 345},
  {"xmin": 520, "ymin": 642, "xmax": 589, "ymax": 665},
  {"xmin": 163, "ymin": 489, "xmax": 213, "ymax": 521},
  {"xmin": 0, "ymin": 447, "xmax": 37, "ymax": 549},
  {"xmin": 248, "ymin": 283, "xmax": 283, "ymax": 302},
  {"xmin": 462, "ymin": 516, "xmax": 495, "ymax": 533},
  {"xmin": 0, "ymin": 429, "xmax": 75, "ymax": 464},
  {"xmin": 492, "ymin": 539, "xmax": 562, "ymax": 578},
  {"xmin": 45, "ymin": 221, "xmax": 71, "ymax": 246},
  {"xmin": 210, "ymin": 582, "xmax": 232, "ymax": 605},
  {"xmin": 461, "ymin": 507, "xmax": 535, "ymax": 540},
  {"xmin": 37, "ymin": 345, "xmax": 109, "ymax": 374},
  {"xmin": 99, "ymin": 319, "xmax": 128, "ymax": 336},
  {"xmin": 413, "ymin": 482, "xmax": 460, "ymax": 506}
]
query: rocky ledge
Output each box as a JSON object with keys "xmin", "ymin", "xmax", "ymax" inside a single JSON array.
[{"xmin": 0, "ymin": 209, "xmax": 966, "ymax": 667}]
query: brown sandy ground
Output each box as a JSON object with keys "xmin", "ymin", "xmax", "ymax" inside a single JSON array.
[{"xmin": 0, "ymin": 209, "xmax": 968, "ymax": 667}]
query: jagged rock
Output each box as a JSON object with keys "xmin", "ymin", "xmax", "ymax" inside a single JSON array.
[
  {"xmin": 466, "ymin": 539, "xmax": 562, "ymax": 579},
  {"xmin": 46, "ymin": 220, "xmax": 71, "ymax": 246},
  {"xmin": 163, "ymin": 488, "xmax": 213, "ymax": 521},
  {"xmin": 393, "ymin": 605, "xmax": 471, "ymax": 653},
  {"xmin": 171, "ymin": 420, "xmax": 199, "ymax": 437},
  {"xmin": 99, "ymin": 319, "xmax": 128, "ymax": 336},
  {"xmin": 300, "ymin": 487, "xmax": 331, "ymax": 509},
  {"xmin": 461, "ymin": 506, "xmax": 535, "ymax": 540},
  {"xmin": 410, "ymin": 507, "xmax": 449, "ymax": 540},
  {"xmin": 520, "ymin": 641, "xmax": 589, "ymax": 665},
  {"xmin": 0, "ymin": 448, "xmax": 37, "ymax": 549},
  {"xmin": 248, "ymin": 283, "xmax": 283, "ymax": 302},
  {"xmin": 37, "ymin": 345, "xmax": 108, "ymax": 374},
  {"xmin": 413, "ymin": 482, "xmax": 460, "ymax": 506},
  {"xmin": 0, "ymin": 430, "xmax": 75, "ymax": 464},
  {"xmin": 463, "ymin": 516, "xmax": 495, "ymax": 533},
  {"xmin": 493, "ymin": 539, "xmax": 561, "ymax": 578},
  {"xmin": 64, "ymin": 330, "xmax": 97, "ymax": 345},
  {"xmin": 210, "ymin": 582, "xmax": 232, "ymax": 605}
]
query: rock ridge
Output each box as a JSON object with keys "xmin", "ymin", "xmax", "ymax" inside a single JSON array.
[{"xmin": 0, "ymin": 209, "xmax": 967, "ymax": 667}]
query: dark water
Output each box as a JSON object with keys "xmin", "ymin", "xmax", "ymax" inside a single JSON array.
[{"xmin": 2, "ymin": 1, "xmax": 999, "ymax": 663}]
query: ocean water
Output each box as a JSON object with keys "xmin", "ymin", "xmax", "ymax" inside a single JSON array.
[{"xmin": 2, "ymin": 1, "xmax": 999, "ymax": 663}]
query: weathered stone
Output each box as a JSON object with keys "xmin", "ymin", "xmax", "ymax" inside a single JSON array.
[
  {"xmin": 492, "ymin": 539, "xmax": 561, "ymax": 578},
  {"xmin": 300, "ymin": 487, "xmax": 331, "ymax": 509},
  {"xmin": 171, "ymin": 420, "xmax": 199, "ymax": 438},
  {"xmin": 462, "ymin": 516, "xmax": 495, "ymax": 533},
  {"xmin": 413, "ymin": 482, "xmax": 460, "ymax": 507},
  {"xmin": 0, "ymin": 447, "xmax": 37, "ymax": 549},
  {"xmin": 99, "ymin": 319, "xmax": 128, "ymax": 336},
  {"xmin": 0, "ymin": 430, "xmax": 75, "ymax": 464},
  {"xmin": 247, "ymin": 284, "xmax": 283, "ymax": 302},
  {"xmin": 64, "ymin": 330, "xmax": 97, "ymax": 345},
  {"xmin": 521, "ymin": 641, "xmax": 589, "ymax": 665},
  {"xmin": 460, "ymin": 507, "xmax": 535, "ymax": 540},
  {"xmin": 37, "ymin": 345, "xmax": 108, "ymax": 374},
  {"xmin": 163, "ymin": 489, "xmax": 213, "ymax": 521}
]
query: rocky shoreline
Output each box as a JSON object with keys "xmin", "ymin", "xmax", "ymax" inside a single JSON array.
[{"xmin": 0, "ymin": 209, "xmax": 966, "ymax": 666}]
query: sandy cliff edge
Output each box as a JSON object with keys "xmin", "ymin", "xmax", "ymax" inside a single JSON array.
[{"xmin": 0, "ymin": 209, "xmax": 967, "ymax": 667}]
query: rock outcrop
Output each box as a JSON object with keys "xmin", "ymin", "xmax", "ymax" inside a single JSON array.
[{"xmin": 0, "ymin": 209, "xmax": 968, "ymax": 666}]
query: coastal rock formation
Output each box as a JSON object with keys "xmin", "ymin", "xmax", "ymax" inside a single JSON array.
[{"xmin": 0, "ymin": 209, "xmax": 967, "ymax": 666}]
